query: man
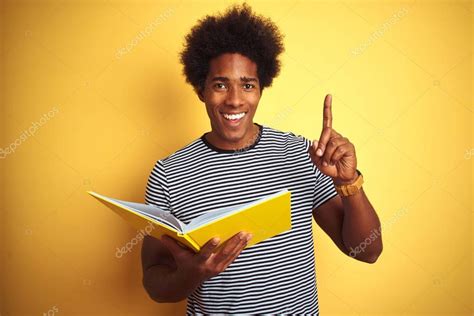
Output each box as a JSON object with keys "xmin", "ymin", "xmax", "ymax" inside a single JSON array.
[{"xmin": 141, "ymin": 4, "xmax": 382, "ymax": 314}]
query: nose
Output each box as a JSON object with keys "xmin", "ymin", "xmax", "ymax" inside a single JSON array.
[{"xmin": 225, "ymin": 85, "xmax": 244, "ymax": 107}]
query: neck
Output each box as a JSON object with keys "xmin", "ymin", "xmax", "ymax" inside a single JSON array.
[{"xmin": 205, "ymin": 123, "xmax": 260, "ymax": 151}]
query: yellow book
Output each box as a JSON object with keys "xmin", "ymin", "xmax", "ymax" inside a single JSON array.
[{"xmin": 87, "ymin": 190, "xmax": 292, "ymax": 252}]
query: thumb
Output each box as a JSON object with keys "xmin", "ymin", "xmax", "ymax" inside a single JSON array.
[
  {"xmin": 310, "ymin": 140, "xmax": 322, "ymax": 163},
  {"xmin": 310, "ymin": 140, "xmax": 320, "ymax": 156}
]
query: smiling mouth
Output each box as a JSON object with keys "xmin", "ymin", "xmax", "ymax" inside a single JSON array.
[{"xmin": 221, "ymin": 111, "xmax": 247, "ymax": 121}]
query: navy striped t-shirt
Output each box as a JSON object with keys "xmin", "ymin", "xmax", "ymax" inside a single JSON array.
[{"xmin": 144, "ymin": 123, "xmax": 337, "ymax": 314}]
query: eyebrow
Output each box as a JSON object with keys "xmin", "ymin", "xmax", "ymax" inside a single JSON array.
[{"xmin": 211, "ymin": 76, "xmax": 259, "ymax": 83}]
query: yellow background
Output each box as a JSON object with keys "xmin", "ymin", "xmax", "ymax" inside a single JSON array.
[{"xmin": 1, "ymin": 0, "xmax": 472, "ymax": 315}]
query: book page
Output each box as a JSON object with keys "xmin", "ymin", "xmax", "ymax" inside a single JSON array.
[{"xmin": 107, "ymin": 198, "xmax": 185, "ymax": 232}]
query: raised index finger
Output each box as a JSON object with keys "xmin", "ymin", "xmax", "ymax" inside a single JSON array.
[
  {"xmin": 316, "ymin": 94, "xmax": 333, "ymax": 157},
  {"xmin": 323, "ymin": 94, "xmax": 333, "ymax": 129}
]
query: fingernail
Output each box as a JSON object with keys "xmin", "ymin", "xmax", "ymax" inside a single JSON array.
[
  {"xmin": 317, "ymin": 149, "xmax": 323, "ymax": 156},
  {"xmin": 238, "ymin": 232, "xmax": 246, "ymax": 240},
  {"xmin": 211, "ymin": 238, "xmax": 220, "ymax": 245},
  {"xmin": 246, "ymin": 234, "xmax": 253, "ymax": 242},
  {"xmin": 323, "ymin": 161, "xmax": 328, "ymax": 167}
]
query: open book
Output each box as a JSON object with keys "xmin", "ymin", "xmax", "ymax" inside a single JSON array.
[{"xmin": 87, "ymin": 189, "xmax": 292, "ymax": 252}]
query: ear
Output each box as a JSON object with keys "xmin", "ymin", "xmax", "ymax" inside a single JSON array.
[{"xmin": 195, "ymin": 87, "xmax": 205, "ymax": 102}]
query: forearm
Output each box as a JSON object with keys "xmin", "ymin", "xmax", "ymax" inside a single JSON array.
[
  {"xmin": 339, "ymin": 187, "xmax": 383, "ymax": 263},
  {"xmin": 143, "ymin": 264, "xmax": 203, "ymax": 303}
]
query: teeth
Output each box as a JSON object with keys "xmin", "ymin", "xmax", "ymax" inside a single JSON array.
[{"xmin": 223, "ymin": 112, "xmax": 246, "ymax": 120}]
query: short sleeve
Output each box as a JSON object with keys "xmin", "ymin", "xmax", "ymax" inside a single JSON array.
[
  {"xmin": 299, "ymin": 135, "xmax": 338, "ymax": 210},
  {"xmin": 144, "ymin": 159, "xmax": 172, "ymax": 213}
]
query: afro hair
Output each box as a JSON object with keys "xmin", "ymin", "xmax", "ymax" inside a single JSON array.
[{"xmin": 179, "ymin": 3, "xmax": 284, "ymax": 92}]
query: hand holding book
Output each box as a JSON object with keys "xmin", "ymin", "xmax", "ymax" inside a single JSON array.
[{"xmin": 159, "ymin": 230, "xmax": 252, "ymax": 283}]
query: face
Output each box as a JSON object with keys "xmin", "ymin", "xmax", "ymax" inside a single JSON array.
[{"xmin": 198, "ymin": 53, "xmax": 261, "ymax": 151}]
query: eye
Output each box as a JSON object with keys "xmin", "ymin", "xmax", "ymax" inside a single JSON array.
[
  {"xmin": 214, "ymin": 83, "xmax": 226, "ymax": 90},
  {"xmin": 243, "ymin": 83, "xmax": 255, "ymax": 90}
]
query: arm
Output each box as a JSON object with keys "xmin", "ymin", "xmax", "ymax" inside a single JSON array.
[
  {"xmin": 141, "ymin": 235, "xmax": 201, "ymax": 302},
  {"xmin": 141, "ymin": 232, "xmax": 252, "ymax": 303},
  {"xmin": 313, "ymin": 187, "xmax": 383, "ymax": 263},
  {"xmin": 309, "ymin": 94, "xmax": 382, "ymax": 264}
]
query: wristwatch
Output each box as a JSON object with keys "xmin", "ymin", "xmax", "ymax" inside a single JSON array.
[{"xmin": 335, "ymin": 169, "xmax": 363, "ymax": 196}]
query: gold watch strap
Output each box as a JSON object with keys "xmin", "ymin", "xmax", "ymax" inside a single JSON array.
[{"xmin": 335, "ymin": 169, "xmax": 363, "ymax": 196}]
